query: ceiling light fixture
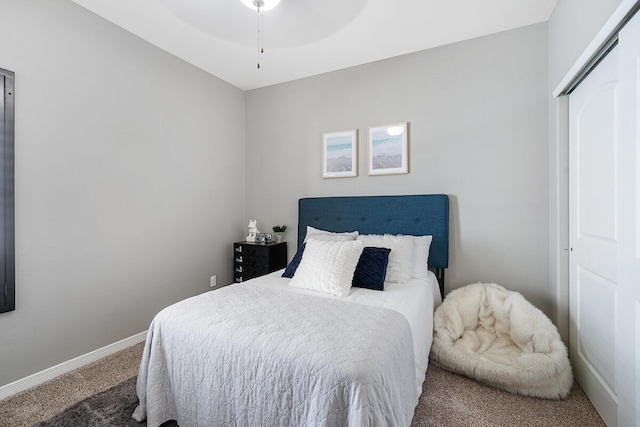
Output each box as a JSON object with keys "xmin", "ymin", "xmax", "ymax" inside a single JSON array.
[
  {"xmin": 241, "ymin": 0, "xmax": 281, "ymax": 12},
  {"xmin": 241, "ymin": 0, "xmax": 282, "ymax": 69}
]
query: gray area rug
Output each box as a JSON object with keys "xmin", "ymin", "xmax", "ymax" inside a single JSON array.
[{"xmin": 34, "ymin": 377, "xmax": 177, "ymax": 427}]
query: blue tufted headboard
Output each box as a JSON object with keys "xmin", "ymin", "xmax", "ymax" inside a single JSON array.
[{"xmin": 298, "ymin": 194, "xmax": 449, "ymax": 296}]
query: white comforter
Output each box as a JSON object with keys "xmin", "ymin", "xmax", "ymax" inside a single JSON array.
[{"xmin": 133, "ymin": 272, "xmax": 440, "ymax": 427}]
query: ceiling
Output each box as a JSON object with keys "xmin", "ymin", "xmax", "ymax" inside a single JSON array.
[{"xmin": 70, "ymin": 0, "xmax": 557, "ymax": 91}]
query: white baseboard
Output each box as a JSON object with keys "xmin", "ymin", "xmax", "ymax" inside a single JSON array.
[{"xmin": 0, "ymin": 331, "xmax": 147, "ymax": 401}]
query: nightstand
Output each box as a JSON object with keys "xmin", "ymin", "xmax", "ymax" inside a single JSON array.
[{"xmin": 233, "ymin": 241, "xmax": 287, "ymax": 283}]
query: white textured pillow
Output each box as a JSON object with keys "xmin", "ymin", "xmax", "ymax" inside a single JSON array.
[
  {"xmin": 410, "ymin": 235, "xmax": 433, "ymax": 279},
  {"xmin": 289, "ymin": 240, "xmax": 364, "ymax": 297},
  {"xmin": 304, "ymin": 226, "xmax": 359, "ymax": 242},
  {"xmin": 356, "ymin": 234, "xmax": 413, "ymax": 284}
]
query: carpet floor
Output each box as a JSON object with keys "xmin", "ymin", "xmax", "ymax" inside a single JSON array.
[{"xmin": 1, "ymin": 342, "xmax": 605, "ymax": 426}]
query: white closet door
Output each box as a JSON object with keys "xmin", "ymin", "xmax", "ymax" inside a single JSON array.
[
  {"xmin": 617, "ymin": 12, "xmax": 640, "ymax": 427},
  {"xmin": 569, "ymin": 47, "xmax": 619, "ymax": 427}
]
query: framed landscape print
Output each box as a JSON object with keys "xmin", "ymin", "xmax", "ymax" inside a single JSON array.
[
  {"xmin": 322, "ymin": 129, "xmax": 358, "ymax": 178},
  {"xmin": 367, "ymin": 122, "xmax": 409, "ymax": 176}
]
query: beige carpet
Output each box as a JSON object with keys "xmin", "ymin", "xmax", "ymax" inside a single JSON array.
[
  {"xmin": 1, "ymin": 343, "xmax": 604, "ymax": 426},
  {"xmin": 0, "ymin": 343, "xmax": 144, "ymax": 427},
  {"xmin": 412, "ymin": 365, "xmax": 605, "ymax": 426}
]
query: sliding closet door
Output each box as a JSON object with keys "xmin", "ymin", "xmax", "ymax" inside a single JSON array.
[
  {"xmin": 569, "ymin": 47, "xmax": 619, "ymax": 427},
  {"xmin": 617, "ymin": 12, "xmax": 640, "ymax": 427}
]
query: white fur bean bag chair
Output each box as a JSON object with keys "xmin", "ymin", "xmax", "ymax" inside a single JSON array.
[{"xmin": 430, "ymin": 283, "xmax": 573, "ymax": 399}]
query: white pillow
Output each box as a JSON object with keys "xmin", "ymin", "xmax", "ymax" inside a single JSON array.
[
  {"xmin": 289, "ymin": 239, "xmax": 364, "ymax": 297},
  {"xmin": 356, "ymin": 234, "xmax": 413, "ymax": 284},
  {"xmin": 410, "ymin": 235, "xmax": 433, "ymax": 279},
  {"xmin": 304, "ymin": 225, "xmax": 359, "ymax": 242}
]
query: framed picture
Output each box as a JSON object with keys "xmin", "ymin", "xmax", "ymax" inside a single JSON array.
[
  {"xmin": 367, "ymin": 122, "xmax": 409, "ymax": 176},
  {"xmin": 322, "ymin": 129, "xmax": 358, "ymax": 178}
]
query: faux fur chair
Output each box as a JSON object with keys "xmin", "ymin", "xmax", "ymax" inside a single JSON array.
[{"xmin": 430, "ymin": 282, "xmax": 573, "ymax": 399}]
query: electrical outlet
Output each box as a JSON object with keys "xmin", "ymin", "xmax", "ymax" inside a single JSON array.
[{"xmin": 210, "ymin": 275, "xmax": 217, "ymax": 287}]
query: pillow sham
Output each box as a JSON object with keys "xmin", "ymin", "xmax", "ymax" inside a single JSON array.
[
  {"xmin": 410, "ymin": 235, "xmax": 433, "ymax": 279},
  {"xmin": 356, "ymin": 234, "xmax": 413, "ymax": 284},
  {"xmin": 289, "ymin": 239, "xmax": 364, "ymax": 297},
  {"xmin": 352, "ymin": 247, "xmax": 391, "ymax": 291},
  {"xmin": 282, "ymin": 243, "xmax": 305, "ymax": 278},
  {"xmin": 303, "ymin": 226, "xmax": 359, "ymax": 243}
]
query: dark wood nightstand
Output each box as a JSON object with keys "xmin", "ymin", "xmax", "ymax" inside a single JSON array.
[{"xmin": 233, "ymin": 241, "xmax": 287, "ymax": 283}]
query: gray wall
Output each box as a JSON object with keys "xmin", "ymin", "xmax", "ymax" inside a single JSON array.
[
  {"xmin": 245, "ymin": 24, "xmax": 551, "ymax": 313},
  {"xmin": 0, "ymin": 0, "xmax": 245, "ymax": 387},
  {"xmin": 547, "ymin": 0, "xmax": 622, "ymax": 340},
  {"xmin": 548, "ymin": 0, "xmax": 623, "ymax": 89}
]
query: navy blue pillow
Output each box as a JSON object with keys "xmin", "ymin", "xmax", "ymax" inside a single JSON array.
[
  {"xmin": 352, "ymin": 247, "xmax": 391, "ymax": 291},
  {"xmin": 282, "ymin": 243, "xmax": 306, "ymax": 278}
]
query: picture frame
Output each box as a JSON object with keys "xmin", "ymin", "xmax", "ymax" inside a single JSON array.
[
  {"xmin": 367, "ymin": 122, "xmax": 409, "ymax": 176},
  {"xmin": 256, "ymin": 233, "xmax": 272, "ymax": 244},
  {"xmin": 322, "ymin": 129, "xmax": 358, "ymax": 178}
]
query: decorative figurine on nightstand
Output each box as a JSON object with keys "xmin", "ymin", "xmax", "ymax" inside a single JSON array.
[{"xmin": 246, "ymin": 219, "xmax": 260, "ymax": 242}]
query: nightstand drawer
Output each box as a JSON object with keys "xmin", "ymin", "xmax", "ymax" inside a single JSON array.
[{"xmin": 233, "ymin": 241, "xmax": 287, "ymax": 283}]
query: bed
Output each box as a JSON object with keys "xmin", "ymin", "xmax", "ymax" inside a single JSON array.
[{"xmin": 133, "ymin": 194, "xmax": 449, "ymax": 427}]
